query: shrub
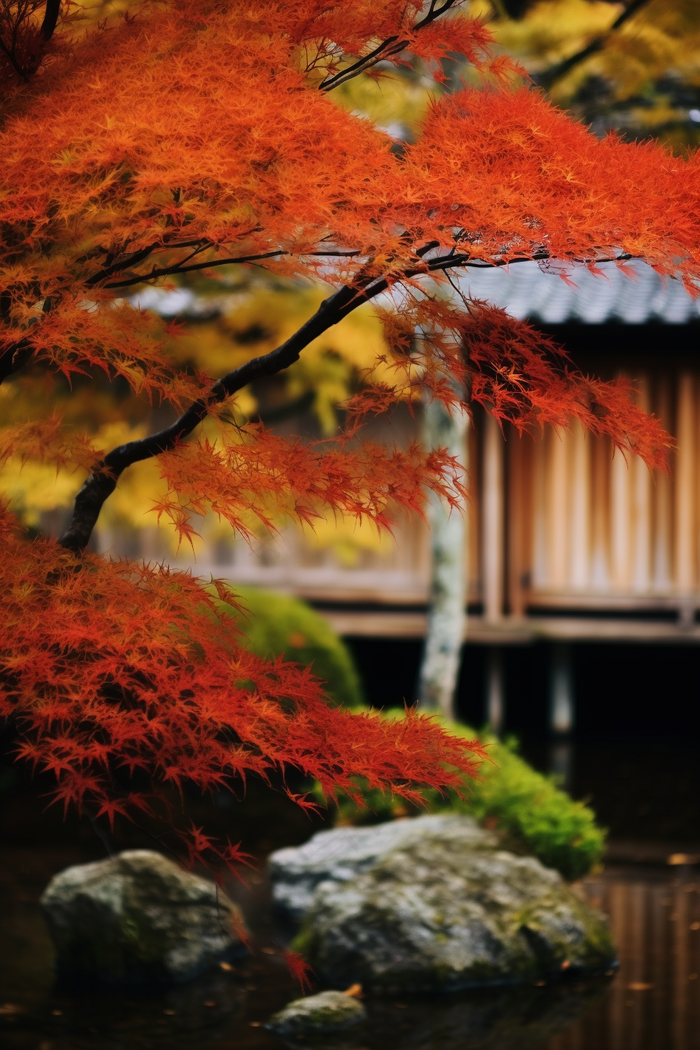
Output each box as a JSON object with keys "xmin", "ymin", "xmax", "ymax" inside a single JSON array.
[
  {"xmin": 211, "ymin": 585, "xmax": 365, "ymax": 709},
  {"xmin": 320, "ymin": 715, "xmax": 605, "ymax": 881}
]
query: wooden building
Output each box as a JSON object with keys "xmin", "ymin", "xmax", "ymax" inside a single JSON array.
[{"xmin": 99, "ymin": 261, "xmax": 700, "ymax": 732}]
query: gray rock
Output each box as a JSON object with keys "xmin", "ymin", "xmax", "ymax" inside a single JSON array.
[
  {"xmin": 269, "ymin": 815, "xmax": 499, "ymax": 922},
  {"xmin": 267, "ymin": 990, "xmax": 366, "ymax": 1038},
  {"xmin": 271, "ymin": 816, "xmax": 615, "ymax": 991},
  {"xmin": 41, "ymin": 849, "xmax": 248, "ymax": 985}
]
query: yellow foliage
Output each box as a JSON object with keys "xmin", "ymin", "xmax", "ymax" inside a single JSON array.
[
  {"xmin": 174, "ymin": 281, "xmax": 398, "ymax": 435},
  {"xmin": 303, "ymin": 513, "xmax": 393, "ymax": 567}
]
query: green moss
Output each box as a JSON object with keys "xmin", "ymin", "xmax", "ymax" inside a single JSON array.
[
  {"xmin": 291, "ymin": 921, "xmax": 321, "ymax": 960},
  {"xmin": 314, "ymin": 715, "xmax": 605, "ymax": 881},
  {"xmin": 209, "ymin": 585, "xmax": 364, "ymax": 708}
]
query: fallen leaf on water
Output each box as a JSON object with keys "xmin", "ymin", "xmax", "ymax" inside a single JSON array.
[{"xmin": 627, "ymin": 982, "xmax": 653, "ymax": 991}]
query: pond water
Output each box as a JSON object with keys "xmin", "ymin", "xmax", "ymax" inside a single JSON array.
[{"xmin": 2, "ymin": 840, "xmax": 699, "ymax": 1050}]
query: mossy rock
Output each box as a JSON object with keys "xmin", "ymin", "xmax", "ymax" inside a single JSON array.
[
  {"xmin": 280, "ymin": 816, "xmax": 615, "ymax": 992},
  {"xmin": 41, "ymin": 850, "xmax": 248, "ymax": 985},
  {"xmin": 211, "ymin": 585, "xmax": 364, "ymax": 709}
]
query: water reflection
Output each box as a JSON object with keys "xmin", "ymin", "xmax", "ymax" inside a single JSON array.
[
  {"xmin": 545, "ymin": 866, "xmax": 700, "ymax": 1050},
  {"xmin": 364, "ymin": 981, "xmax": 610, "ymax": 1050}
]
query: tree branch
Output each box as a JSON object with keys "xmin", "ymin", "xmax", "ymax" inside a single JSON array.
[
  {"xmin": 41, "ymin": 0, "xmax": 61, "ymax": 42},
  {"xmin": 57, "ymin": 279, "xmax": 383, "ymax": 552},
  {"xmin": 535, "ymin": 0, "xmax": 653, "ymax": 92},
  {"xmin": 318, "ymin": 0, "xmax": 459, "ymax": 92},
  {"xmin": 99, "ymin": 247, "xmax": 363, "ymax": 288},
  {"xmin": 0, "ymin": 337, "xmax": 32, "ymax": 389},
  {"xmin": 103, "ymin": 250, "xmax": 291, "ymax": 288},
  {"xmin": 57, "ymin": 242, "xmax": 636, "ymax": 552}
]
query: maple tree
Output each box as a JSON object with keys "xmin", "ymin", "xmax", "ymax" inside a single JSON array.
[{"xmin": 2, "ymin": 0, "xmax": 699, "ymax": 866}]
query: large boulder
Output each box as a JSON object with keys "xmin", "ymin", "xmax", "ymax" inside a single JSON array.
[
  {"xmin": 269, "ymin": 814, "xmax": 499, "ymax": 922},
  {"xmin": 269, "ymin": 815, "xmax": 615, "ymax": 991},
  {"xmin": 41, "ymin": 849, "xmax": 248, "ymax": 985}
]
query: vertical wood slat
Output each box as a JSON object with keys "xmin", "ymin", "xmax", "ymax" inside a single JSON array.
[
  {"xmin": 610, "ymin": 367, "xmax": 632, "ymax": 591},
  {"xmin": 531, "ymin": 424, "xmax": 548, "ymax": 589},
  {"xmin": 590, "ymin": 432, "xmax": 611, "ymax": 590},
  {"xmin": 546, "ymin": 427, "xmax": 569, "ymax": 589},
  {"xmin": 631, "ymin": 377, "xmax": 652, "ymax": 593},
  {"xmin": 610, "ymin": 446, "xmax": 632, "ymax": 589},
  {"xmin": 675, "ymin": 372, "xmax": 696, "ymax": 593},
  {"xmin": 653, "ymin": 377, "xmax": 672, "ymax": 590},
  {"xmin": 569, "ymin": 419, "xmax": 590, "ymax": 590},
  {"xmin": 467, "ymin": 422, "xmax": 481, "ymax": 601},
  {"xmin": 482, "ymin": 413, "xmax": 504, "ymax": 620},
  {"xmin": 507, "ymin": 431, "xmax": 527, "ymax": 616}
]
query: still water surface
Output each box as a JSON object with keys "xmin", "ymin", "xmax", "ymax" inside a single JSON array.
[{"xmin": 1, "ymin": 842, "xmax": 699, "ymax": 1050}]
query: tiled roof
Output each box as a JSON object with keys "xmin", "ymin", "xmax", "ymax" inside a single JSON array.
[{"xmin": 457, "ymin": 260, "xmax": 700, "ymax": 325}]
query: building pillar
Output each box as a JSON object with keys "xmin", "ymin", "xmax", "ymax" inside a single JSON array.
[
  {"xmin": 485, "ymin": 646, "xmax": 505, "ymax": 736},
  {"xmin": 549, "ymin": 642, "xmax": 575, "ymax": 735}
]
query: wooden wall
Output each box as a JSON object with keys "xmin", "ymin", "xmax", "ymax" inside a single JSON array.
[
  {"xmin": 511, "ymin": 369, "xmax": 700, "ymax": 618},
  {"xmin": 99, "ymin": 365, "xmax": 700, "ymax": 630}
]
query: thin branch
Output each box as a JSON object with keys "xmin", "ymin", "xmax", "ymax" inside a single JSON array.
[
  {"xmin": 319, "ymin": 0, "xmax": 459, "ymax": 92},
  {"xmin": 102, "ymin": 248, "xmax": 364, "ymax": 288},
  {"xmin": 0, "ymin": 33, "xmax": 28, "ymax": 81},
  {"xmin": 0, "ymin": 337, "xmax": 32, "ymax": 389},
  {"xmin": 320, "ymin": 36, "xmax": 404, "ymax": 93},
  {"xmin": 535, "ymin": 0, "xmax": 653, "ymax": 92},
  {"xmin": 103, "ymin": 250, "xmax": 290, "ymax": 288},
  {"xmin": 86, "ymin": 240, "xmax": 213, "ymax": 286}
]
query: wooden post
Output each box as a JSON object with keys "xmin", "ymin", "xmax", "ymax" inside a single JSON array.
[
  {"xmin": 485, "ymin": 646, "xmax": 505, "ymax": 736},
  {"xmin": 549, "ymin": 642, "xmax": 575, "ymax": 736}
]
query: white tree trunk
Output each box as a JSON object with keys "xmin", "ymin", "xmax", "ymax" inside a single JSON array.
[{"xmin": 416, "ymin": 396, "xmax": 469, "ymax": 718}]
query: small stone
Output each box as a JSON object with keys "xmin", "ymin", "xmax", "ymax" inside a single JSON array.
[
  {"xmin": 41, "ymin": 849, "xmax": 248, "ymax": 986},
  {"xmin": 266, "ymin": 990, "xmax": 367, "ymax": 1038}
]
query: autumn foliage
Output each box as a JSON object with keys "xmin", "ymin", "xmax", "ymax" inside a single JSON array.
[{"xmin": 1, "ymin": 1, "xmax": 699, "ymax": 861}]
